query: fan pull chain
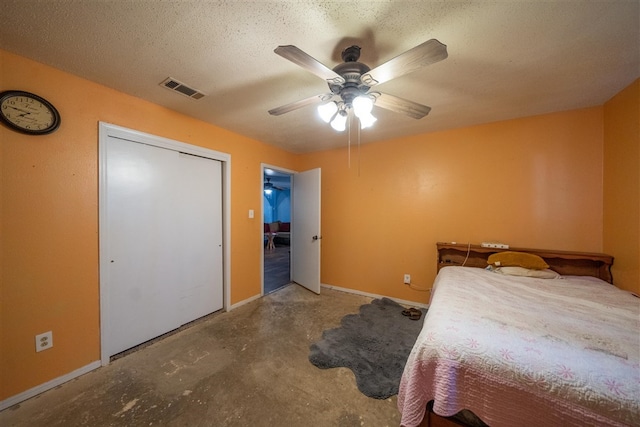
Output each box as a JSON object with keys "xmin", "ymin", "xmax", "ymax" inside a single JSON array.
[
  {"xmin": 347, "ymin": 113, "xmax": 352, "ymax": 168},
  {"xmin": 357, "ymin": 121, "xmax": 361, "ymax": 177}
]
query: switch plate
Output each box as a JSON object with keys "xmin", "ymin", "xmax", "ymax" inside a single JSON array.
[
  {"xmin": 403, "ymin": 274, "xmax": 411, "ymax": 284},
  {"xmin": 248, "ymin": 209, "xmax": 254, "ymax": 218},
  {"xmin": 35, "ymin": 331, "xmax": 53, "ymax": 352}
]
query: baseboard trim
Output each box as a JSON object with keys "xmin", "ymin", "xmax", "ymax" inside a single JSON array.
[
  {"xmin": 228, "ymin": 293, "xmax": 261, "ymax": 311},
  {"xmin": 0, "ymin": 360, "xmax": 101, "ymax": 411},
  {"xmin": 321, "ymin": 283, "xmax": 429, "ymax": 309}
]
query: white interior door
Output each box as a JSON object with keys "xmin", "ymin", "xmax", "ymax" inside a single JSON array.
[
  {"xmin": 103, "ymin": 135, "xmax": 223, "ymax": 358},
  {"xmin": 291, "ymin": 168, "xmax": 321, "ymax": 293}
]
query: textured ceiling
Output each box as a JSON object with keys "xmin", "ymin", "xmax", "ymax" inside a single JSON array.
[{"xmin": 1, "ymin": 1, "xmax": 638, "ymax": 153}]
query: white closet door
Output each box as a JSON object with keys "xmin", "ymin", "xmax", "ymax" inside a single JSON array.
[
  {"xmin": 173, "ymin": 152, "xmax": 223, "ymax": 324},
  {"xmin": 105, "ymin": 136, "xmax": 222, "ymax": 356}
]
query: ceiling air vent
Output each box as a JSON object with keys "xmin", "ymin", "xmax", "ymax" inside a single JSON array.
[{"xmin": 160, "ymin": 77, "xmax": 206, "ymax": 100}]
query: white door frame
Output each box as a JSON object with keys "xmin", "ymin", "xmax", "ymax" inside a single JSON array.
[
  {"xmin": 99, "ymin": 122, "xmax": 232, "ymax": 366},
  {"xmin": 261, "ymin": 163, "xmax": 295, "ymax": 295}
]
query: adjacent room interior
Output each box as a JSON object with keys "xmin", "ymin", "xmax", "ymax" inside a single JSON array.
[{"xmin": 263, "ymin": 167, "xmax": 292, "ymax": 295}]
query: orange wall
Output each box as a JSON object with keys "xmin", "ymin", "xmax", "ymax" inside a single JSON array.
[
  {"xmin": 298, "ymin": 107, "xmax": 605, "ymax": 301},
  {"xmin": 603, "ymin": 79, "xmax": 640, "ymax": 293},
  {"xmin": 0, "ymin": 49, "xmax": 296, "ymax": 400},
  {"xmin": 1, "ymin": 47, "xmax": 635, "ymax": 404}
]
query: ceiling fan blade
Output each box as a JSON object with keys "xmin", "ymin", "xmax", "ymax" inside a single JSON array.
[
  {"xmin": 361, "ymin": 39, "xmax": 448, "ymax": 87},
  {"xmin": 275, "ymin": 45, "xmax": 345, "ymax": 85},
  {"xmin": 268, "ymin": 93, "xmax": 334, "ymax": 116},
  {"xmin": 373, "ymin": 92, "xmax": 431, "ymax": 119}
]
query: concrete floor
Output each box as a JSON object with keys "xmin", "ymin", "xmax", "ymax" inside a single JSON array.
[{"xmin": 0, "ymin": 285, "xmax": 401, "ymax": 426}]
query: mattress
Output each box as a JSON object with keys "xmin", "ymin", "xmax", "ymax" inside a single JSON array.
[{"xmin": 398, "ymin": 267, "xmax": 640, "ymax": 427}]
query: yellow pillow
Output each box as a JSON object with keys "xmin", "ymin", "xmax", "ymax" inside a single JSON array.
[{"xmin": 487, "ymin": 251, "xmax": 549, "ymax": 270}]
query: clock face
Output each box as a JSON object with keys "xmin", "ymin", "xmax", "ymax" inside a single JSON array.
[{"xmin": 0, "ymin": 91, "xmax": 61, "ymax": 135}]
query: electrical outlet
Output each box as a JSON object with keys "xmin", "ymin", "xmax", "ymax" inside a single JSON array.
[
  {"xmin": 481, "ymin": 242, "xmax": 510, "ymax": 249},
  {"xmin": 35, "ymin": 331, "xmax": 53, "ymax": 352},
  {"xmin": 403, "ymin": 274, "xmax": 411, "ymax": 284}
]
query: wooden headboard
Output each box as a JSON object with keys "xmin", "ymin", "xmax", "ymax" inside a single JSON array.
[{"xmin": 436, "ymin": 242, "xmax": 614, "ymax": 284}]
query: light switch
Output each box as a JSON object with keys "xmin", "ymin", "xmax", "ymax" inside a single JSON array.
[{"xmin": 248, "ymin": 209, "xmax": 254, "ymax": 218}]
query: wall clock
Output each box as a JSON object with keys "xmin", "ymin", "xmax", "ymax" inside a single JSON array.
[{"xmin": 0, "ymin": 90, "xmax": 61, "ymax": 135}]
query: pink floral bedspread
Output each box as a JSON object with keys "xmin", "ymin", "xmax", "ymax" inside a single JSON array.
[{"xmin": 398, "ymin": 267, "xmax": 640, "ymax": 427}]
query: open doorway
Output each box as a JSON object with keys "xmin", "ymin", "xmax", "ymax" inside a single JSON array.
[{"xmin": 262, "ymin": 166, "xmax": 293, "ymax": 294}]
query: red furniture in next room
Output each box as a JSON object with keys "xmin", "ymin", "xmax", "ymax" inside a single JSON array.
[{"xmin": 264, "ymin": 221, "xmax": 290, "ymax": 249}]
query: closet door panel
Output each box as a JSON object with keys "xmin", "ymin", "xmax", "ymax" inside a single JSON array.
[
  {"xmin": 105, "ymin": 136, "xmax": 222, "ymax": 357},
  {"xmin": 174, "ymin": 153, "xmax": 223, "ymax": 324}
]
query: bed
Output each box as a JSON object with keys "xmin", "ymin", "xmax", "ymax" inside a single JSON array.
[{"xmin": 398, "ymin": 243, "xmax": 639, "ymax": 427}]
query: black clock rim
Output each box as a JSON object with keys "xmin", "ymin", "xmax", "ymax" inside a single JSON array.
[{"xmin": 0, "ymin": 90, "xmax": 61, "ymax": 135}]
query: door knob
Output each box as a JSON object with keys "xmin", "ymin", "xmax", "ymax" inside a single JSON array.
[{"xmin": 312, "ymin": 235, "xmax": 322, "ymax": 241}]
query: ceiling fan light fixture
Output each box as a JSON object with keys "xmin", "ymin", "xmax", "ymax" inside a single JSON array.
[
  {"xmin": 264, "ymin": 177, "xmax": 276, "ymax": 194},
  {"xmin": 358, "ymin": 111, "xmax": 377, "ymax": 129},
  {"xmin": 330, "ymin": 110, "xmax": 347, "ymax": 132},
  {"xmin": 317, "ymin": 101, "xmax": 338, "ymax": 123},
  {"xmin": 352, "ymin": 95, "xmax": 374, "ymax": 118}
]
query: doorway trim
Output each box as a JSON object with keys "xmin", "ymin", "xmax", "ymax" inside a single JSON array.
[
  {"xmin": 261, "ymin": 163, "xmax": 295, "ymax": 296},
  {"xmin": 99, "ymin": 122, "xmax": 232, "ymax": 365}
]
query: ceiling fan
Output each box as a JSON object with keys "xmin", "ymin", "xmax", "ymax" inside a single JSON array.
[
  {"xmin": 264, "ymin": 177, "xmax": 285, "ymax": 193},
  {"xmin": 268, "ymin": 39, "xmax": 448, "ymax": 131}
]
